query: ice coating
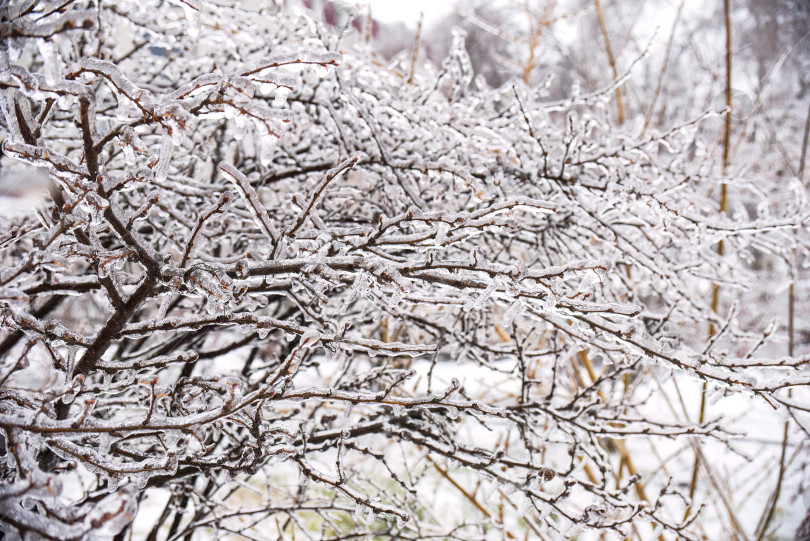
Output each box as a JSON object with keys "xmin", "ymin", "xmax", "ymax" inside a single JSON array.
[{"xmin": 0, "ymin": 2, "xmax": 806, "ymax": 540}]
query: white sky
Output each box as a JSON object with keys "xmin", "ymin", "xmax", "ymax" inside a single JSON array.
[{"xmin": 363, "ymin": 0, "xmax": 456, "ymax": 27}]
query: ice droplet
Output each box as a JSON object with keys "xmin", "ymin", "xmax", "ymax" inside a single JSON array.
[
  {"xmin": 258, "ymin": 134, "xmax": 277, "ymax": 166},
  {"xmin": 272, "ymin": 86, "xmax": 290, "ymax": 108},
  {"xmin": 353, "ymin": 502, "xmax": 376, "ymax": 526}
]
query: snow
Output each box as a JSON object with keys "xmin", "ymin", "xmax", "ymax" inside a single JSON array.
[{"xmin": 0, "ymin": 0, "xmax": 808, "ymax": 540}]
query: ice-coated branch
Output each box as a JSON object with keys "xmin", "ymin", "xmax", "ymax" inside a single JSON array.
[{"xmin": 0, "ymin": 2, "xmax": 806, "ymax": 541}]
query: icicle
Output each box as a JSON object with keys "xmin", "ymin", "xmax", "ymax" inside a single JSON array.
[
  {"xmin": 178, "ymin": 0, "xmax": 202, "ymax": 38},
  {"xmin": 153, "ymin": 135, "xmax": 173, "ymax": 182},
  {"xmin": 463, "ymin": 279, "xmax": 498, "ymax": 312},
  {"xmin": 340, "ymin": 273, "xmax": 370, "ymax": 314},
  {"xmin": 272, "ymin": 86, "xmax": 290, "ymax": 108}
]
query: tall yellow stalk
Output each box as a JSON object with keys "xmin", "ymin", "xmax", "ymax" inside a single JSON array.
[
  {"xmin": 800, "ymin": 101, "xmax": 810, "ymax": 182},
  {"xmin": 407, "ymin": 13, "xmax": 423, "ymax": 84},
  {"xmin": 687, "ymin": 0, "xmax": 732, "ymax": 522},
  {"xmin": 594, "ymin": 0, "xmax": 625, "ymax": 124},
  {"xmin": 574, "ymin": 351, "xmax": 665, "ymax": 541},
  {"xmin": 755, "ymin": 71, "xmax": 810, "ymax": 541}
]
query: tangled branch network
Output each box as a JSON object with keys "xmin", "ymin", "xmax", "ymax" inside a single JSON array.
[{"xmin": 0, "ymin": 1, "xmax": 807, "ymax": 540}]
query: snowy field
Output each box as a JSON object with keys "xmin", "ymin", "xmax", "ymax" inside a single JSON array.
[{"xmin": 1, "ymin": 0, "xmax": 809, "ymax": 540}]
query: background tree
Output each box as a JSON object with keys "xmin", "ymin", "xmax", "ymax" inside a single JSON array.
[{"xmin": 0, "ymin": 1, "xmax": 808, "ymax": 540}]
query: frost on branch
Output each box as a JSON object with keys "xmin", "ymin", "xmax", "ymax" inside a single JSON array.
[{"xmin": 0, "ymin": 1, "xmax": 808, "ymax": 540}]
